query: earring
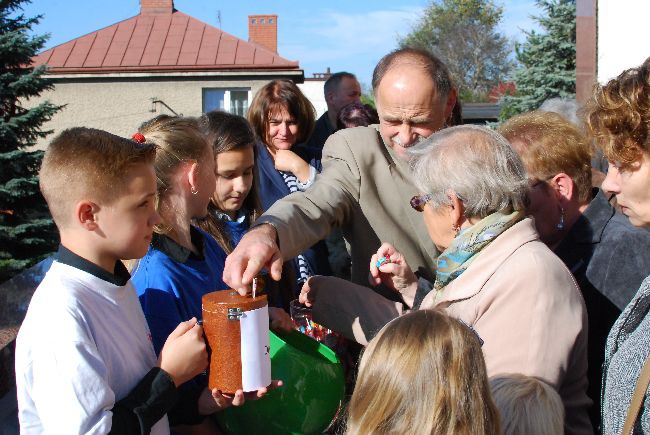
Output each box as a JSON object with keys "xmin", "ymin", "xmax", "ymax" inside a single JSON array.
[
  {"xmin": 191, "ymin": 186, "xmax": 198, "ymax": 195},
  {"xmin": 452, "ymin": 223, "xmax": 460, "ymax": 234},
  {"xmin": 556, "ymin": 207, "xmax": 565, "ymax": 231}
]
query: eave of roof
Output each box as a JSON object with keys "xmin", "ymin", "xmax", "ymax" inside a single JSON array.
[{"xmin": 32, "ymin": 10, "xmax": 299, "ymax": 75}]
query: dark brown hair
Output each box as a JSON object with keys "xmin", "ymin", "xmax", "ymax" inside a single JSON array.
[
  {"xmin": 336, "ymin": 102, "xmax": 379, "ymax": 129},
  {"xmin": 324, "ymin": 71, "xmax": 357, "ymax": 97},
  {"xmin": 40, "ymin": 127, "xmax": 156, "ymax": 229},
  {"xmin": 195, "ymin": 111, "xmax": 263, "ymax": 253},
  {"xmin": 247, "ymin": 79, "xmax": 315, "ymax": 146}
]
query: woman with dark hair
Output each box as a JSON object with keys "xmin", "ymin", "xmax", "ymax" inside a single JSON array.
[
  {"xmin": 336, "ymin": 102, "xmax": 379, "ymax": 130},
  {"xmin": 247, "ymin": 80, "xmax": 331, "ymax": 288}
]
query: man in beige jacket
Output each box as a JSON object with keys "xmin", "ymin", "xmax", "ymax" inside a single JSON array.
[{"xmin": 223, "ymin": 47, "xmax": 457, "ymax": 293}]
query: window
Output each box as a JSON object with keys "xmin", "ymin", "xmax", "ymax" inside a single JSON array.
[
  {"xmin": 202, "ymin": 88, "xmax": 251, "ymax": 116},
  {"xmin": 251, "ymin": 18, "xmax": 256, "ymax": 24},
  {"xmin": 260, "ymin": 18, "xmax": 265, "ymax": 24},
  {"xmin": 268, "ymin": 18, "xmax": 274, "ymax": 24}
]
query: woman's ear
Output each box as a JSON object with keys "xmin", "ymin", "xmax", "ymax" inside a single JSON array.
[
  {"xmin": 449, "ymin": 193, "xmax": 466, "ymax": 228},
  {"xmin": 551, "ymin": 172, "xmax": 575, "ymax": 204},
  {"xmin": 186, "ymin": 161, "xmax": 200, "ymax": 194}
]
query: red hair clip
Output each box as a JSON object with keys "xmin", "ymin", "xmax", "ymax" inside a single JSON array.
[{"xmin": 132, "ymin": 132, "xmax": 146, "ymax": 143}]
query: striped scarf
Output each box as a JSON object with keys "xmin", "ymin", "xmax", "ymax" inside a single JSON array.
[{"xmin": 280, "ymin": 170, "xmax": 313, "ymax": 283}]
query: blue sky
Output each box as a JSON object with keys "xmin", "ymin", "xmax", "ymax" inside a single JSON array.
[{"xmin": 17, "ymin": 0, "xmax": 541, "ymax": 87}]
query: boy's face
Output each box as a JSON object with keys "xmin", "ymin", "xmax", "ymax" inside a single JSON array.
[{"xmin": 97, "ymin": 162, "xmax": 160, "ymax": 261}]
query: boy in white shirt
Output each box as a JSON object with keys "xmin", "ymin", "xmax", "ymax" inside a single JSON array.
[{"xmin": 15, "ymin": 127, "xmax": 208, "ymax": 434}]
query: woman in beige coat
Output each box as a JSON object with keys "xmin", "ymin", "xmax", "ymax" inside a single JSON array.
[{"xmin": 300, "ymin": 125, "xmax": 592, "ymax": 434}]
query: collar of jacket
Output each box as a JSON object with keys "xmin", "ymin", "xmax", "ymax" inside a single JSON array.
[
  {"xmin": 151, "ymin": 225, "xmax": 205, "ymax": 263},
  {"xmin": 434, "ymin": 218, "xmax": 539, "ymax": 305},
  {"xmin": 564, "ymin": 188, "xmax": 614, "ymax": 245}
]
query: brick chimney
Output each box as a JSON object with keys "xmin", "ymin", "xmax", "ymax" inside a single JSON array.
[
  {"xmin": 248, "ymin": 15, "xmax": 278, "ymax": 53},
  {"xmin": 141, "ymin": 0, "xmax": 173, "ymax": 14}
]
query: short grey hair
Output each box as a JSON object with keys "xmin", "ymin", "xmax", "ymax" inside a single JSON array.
[
  {"xmin": 409, "ymin": 125, "xmax": 528, "ymax": 219},
  {"xmin": 538, "ymin": 97, "xmax": 580, "ymax": 127}
]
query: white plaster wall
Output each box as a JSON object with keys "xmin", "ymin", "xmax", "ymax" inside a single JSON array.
[
  {"xmin": 597, "ymin": 0, "xmax": 650, "ymax": 83},
  {"xmin": 25, "ymin": 78, "xmax": 275, "ymax": 149},
  {"xmin": 298, "ymin": 81, "xmax": 327, "ymax": 117}
]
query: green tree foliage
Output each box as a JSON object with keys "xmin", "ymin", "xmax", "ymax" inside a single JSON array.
[
  {"xmin": 499, "ymin": 0, "xmax": 576, "ymax": 120},
  {"xmin": 400, "ymin": 0, "xmax": 514, "ymax": 102},
  {"xmin": 0, "ymin": 0, "xmax": 61, "ymax": 282}
]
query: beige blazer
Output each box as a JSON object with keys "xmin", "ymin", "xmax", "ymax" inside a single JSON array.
[
  {"xmin": 260, "ymin": 125, "xmax": 439, "ymax": 286},
  {"xmin": 309, "ymin": 219, "xmax": 592, "ymax": 435}
]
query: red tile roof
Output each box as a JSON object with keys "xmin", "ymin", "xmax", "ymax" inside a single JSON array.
[{"xmin": 32, "ymin": 10, "xmax": 299, "ymax": 74}]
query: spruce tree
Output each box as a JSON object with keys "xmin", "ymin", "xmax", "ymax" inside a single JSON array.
[
  {"xmin": 0, "ymin": 0, "xmax": 61, "ymax": 282},
  {"xmin": 499, "ymin": 0, "xmax": 576, "ymax": 120}
]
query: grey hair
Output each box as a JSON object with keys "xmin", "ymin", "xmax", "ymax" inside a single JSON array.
[
  {"xmin": 409, "ymin": 125, "xmax": 528, "ymax": 219},
  {"xmin": 538, "ymin": 98, "xmax": 580, "ymax": 127}
]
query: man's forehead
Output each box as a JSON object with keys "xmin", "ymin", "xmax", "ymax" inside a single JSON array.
[{"xmin": 338, "ymin": 77, "xmax": 360, "ymax": 91}]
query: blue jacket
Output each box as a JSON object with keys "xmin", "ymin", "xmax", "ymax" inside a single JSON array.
[
  {"xmin": 132, "ymin": 226, "xmax": 228, "ymax": 355},
  {"xmin": 255, "ymin": 142, "xmax": 331, "ymax": 283}
]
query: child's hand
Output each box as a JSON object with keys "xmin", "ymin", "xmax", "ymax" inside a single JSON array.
[
  {"xmin": 272, "ymin": 149, "xmax": 311, "ymax": 182},
  {"xmin": 158, "ymin": 318, "xmax": 208, "ymax": 386},
  {"xmin": 369, "ymin": 243, "xmax": 417, "ymax": 296},
  {"xmin": 269, "ymin": 307, "xmax": 293, "ymax": 332},
  {"xmin": 199, "ymin": 380, "xmax": 284, "ymax": 415}
]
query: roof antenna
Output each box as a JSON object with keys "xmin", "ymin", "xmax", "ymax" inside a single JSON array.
[{"xmin": 217, "ymin": 10, "xmax": 222, "ymax": 28}]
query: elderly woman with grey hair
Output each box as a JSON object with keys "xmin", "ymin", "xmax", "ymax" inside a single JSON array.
[{"xmin": 300, "ymin": 125, "xmax": 592, "ymax": 435}]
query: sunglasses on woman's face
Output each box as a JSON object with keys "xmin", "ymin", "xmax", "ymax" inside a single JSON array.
[{"xmin": 410, "ymin": 194, "xmax": 432, "ymax": 212}]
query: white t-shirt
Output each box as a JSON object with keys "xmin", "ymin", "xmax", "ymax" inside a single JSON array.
[{"xmin": 15, "ymin": 260, "xmax": 170, "ymax": 434}]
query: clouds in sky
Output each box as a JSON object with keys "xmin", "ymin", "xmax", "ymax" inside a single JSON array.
[
  {"xmin": 278, "ymin": 1, "xmax": 539, "ymax": 85},
  {"xmin": 21, "ymin": 0, "xmax": 540, "ymax": 86},
  {"xmin": 279, "ymin": 6, "xmax": 423, "ymax": 85}
]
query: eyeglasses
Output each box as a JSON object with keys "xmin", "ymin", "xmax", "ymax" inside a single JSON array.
[{"xmin": 410, "ymin": 194, "xmax": 432, "ymax": 212}]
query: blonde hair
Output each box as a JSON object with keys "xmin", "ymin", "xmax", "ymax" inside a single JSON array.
[
  {"xmin": 490, "ymin": 374, "xmax": 564, "ymax": 435},
  {"xmin": 39, "ymin": 127, "xmax": 155, "ymax": 229},
  {"xmin": 346, "ymin": 310, "xmax": 499, "ymax": 435},
  {"xmin": 138, "ymin": 116, "xmax": 210, "ymax": 233},
  {"xmin": 499, "ymin": 111, "xmax": 593, "ymax": 203},
  {"xmin": 586, "ymin": 56, "xmax": 650, "ymax": 166}
]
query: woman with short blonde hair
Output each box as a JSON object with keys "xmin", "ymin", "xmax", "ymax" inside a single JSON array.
[{"xmin": 346, "ymin": 310, "xmax": 499, "ymax": 435}]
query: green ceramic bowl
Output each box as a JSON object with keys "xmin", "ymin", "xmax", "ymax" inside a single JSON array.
[{"xmin": 216, "ymin": 330, "xmax": 345, "ymax": 434}]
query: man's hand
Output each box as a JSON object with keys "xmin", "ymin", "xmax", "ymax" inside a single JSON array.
[
  {"xmin": 158, "ymin": 318, "xmax": 208, "ymax": 387},
  {"xmin": 223, "ymin": 224, "xmax": 283, "ymax": 295},
  {"xmin": 198, "ymin": 380, "xmax": 284, "ymax": 415}
]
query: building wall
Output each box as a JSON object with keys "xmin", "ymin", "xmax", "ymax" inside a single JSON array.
[
  {"xmin": 597, "ymin": 0, "xmax": 650, "ymax": 83},
  {"xmin": 298, "ymin": 80, "xmax": 327, "ymax": 117},
  {"xmin": 25, "ymin": 76, "xmax": 278, "ymax": 148}
]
